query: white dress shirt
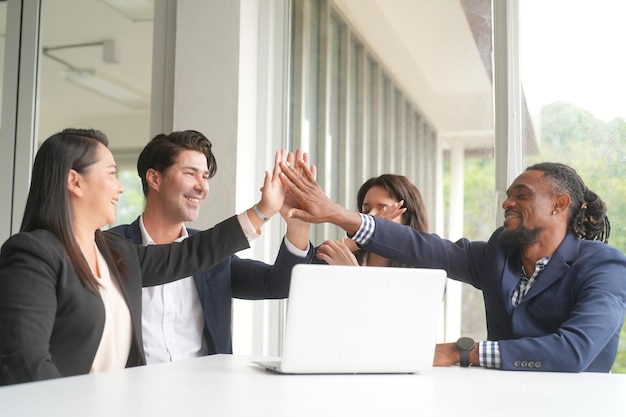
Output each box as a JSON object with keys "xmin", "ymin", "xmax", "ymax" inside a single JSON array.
[
  {"xmin": 138, "ymin": 211, "xmax": 308, "ymax": 364},
  {"xmin": 139, "ymin": 218, "xmax": 207, "ymax": 364}
]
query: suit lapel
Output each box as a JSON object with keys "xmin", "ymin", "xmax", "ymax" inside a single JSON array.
[
  {"xmin": 501, "ymin": 252, "xmax": 522, "ymax": 315},
  {"xmin": 521, "ymin": 232, "xmax": 579, "ymax": 304}
]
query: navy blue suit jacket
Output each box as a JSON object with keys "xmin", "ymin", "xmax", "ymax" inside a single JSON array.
[
  {"xmin": 363, "ymin": 217, "xmax": 626, "ymax": 372},
  {"xmin": 110, "ymin": 217, "xmax": 314, "ymax": 354}
]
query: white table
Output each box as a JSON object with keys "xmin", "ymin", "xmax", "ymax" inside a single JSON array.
[{"xmin": 1, "ymin": 355, "xmax": 624, "ymax": 416}]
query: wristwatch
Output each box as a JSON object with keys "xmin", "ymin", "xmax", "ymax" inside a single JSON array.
[{"xmin": 456, "ymin": 337, "xmax": 475, "ymax": 368}]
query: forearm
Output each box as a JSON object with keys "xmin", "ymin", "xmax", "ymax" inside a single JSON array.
[
  {"xmin": 285, "ymin": 220, "xmax": 311, "ymax": 251},
  {"xmin": 327, "ymin": 205, "xmax": 363, "ymax": 236},
  {"xmin": 433, "ymin": 342, "xmax": 480, "ymax": 367}
]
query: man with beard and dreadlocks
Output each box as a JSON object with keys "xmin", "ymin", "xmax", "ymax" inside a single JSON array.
[{"xmin": 279, "ymin": 159, "xmax": 626, "ymax": 372}]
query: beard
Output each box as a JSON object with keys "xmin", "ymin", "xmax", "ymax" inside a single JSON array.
[{"xmin": 501, "ymin": 224, "xmax": 543, "ymax": 251}]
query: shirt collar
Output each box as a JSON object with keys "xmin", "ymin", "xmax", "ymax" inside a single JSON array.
[{"xmin": 138, "ymin": 215, "xmax": 189, "ymax": 245}]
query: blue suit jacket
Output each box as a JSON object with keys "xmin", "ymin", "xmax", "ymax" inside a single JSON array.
[
  {"xmin": 110, "ymin": 217, "xmax": 314, "ymax": 354},
  {"xmin": 363, "ymin": 217, "xmax": 626, "ymax": 372}
]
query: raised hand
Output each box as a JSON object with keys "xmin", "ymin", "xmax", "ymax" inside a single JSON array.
[
  {"xmin": 255, "ymin": 150, "xmax": 288, "ymax": 220},
  {"xmin": 371, "ymin": 201, "xmax": 407, "ymax": 223},
  {"xmin": 279, "ymin": 158, "xmax": 345, "ymax": 224},
  {"xmin": 281, "ymin": 149, "xmax": 315, "ymax": 251},
  {"xmin": 280, "ymin": 149, "xmax": 316, "ymax": 219}
]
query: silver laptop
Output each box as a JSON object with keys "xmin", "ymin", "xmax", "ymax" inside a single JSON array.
[{"xmin": 253, "ymin": 264, "xmax": 447, "ymax": 374}]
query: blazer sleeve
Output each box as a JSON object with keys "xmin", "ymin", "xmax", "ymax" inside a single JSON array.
[
  {"xmin": 106, "ymin": 215, "xmax": 251, "ymax": 287},
  {"xmin": 363, "ymin": 217, "xmax": 490, "ymax": 288},
  {"xmin": 0, "ymin": 233, "xmax": 66, "ymax": 384},
  {"xmin": 230, "ymin": 237, "xmax": 315, "ymax": 299}
]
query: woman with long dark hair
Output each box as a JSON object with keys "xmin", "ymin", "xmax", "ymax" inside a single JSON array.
[{"xmin": 0, "ymin": 128, "xmax": 288, "ymax": 385}]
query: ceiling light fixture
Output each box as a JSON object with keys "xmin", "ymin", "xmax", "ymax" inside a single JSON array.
[
  {"xmin": 64, "ymin": 69, "xmax": 150, "ymax": 110},
  {"xmin": 43, "ymin": 40, "xmax": 150, "ymax": 110}
]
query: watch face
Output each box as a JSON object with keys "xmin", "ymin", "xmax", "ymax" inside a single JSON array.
[{"xmin": 457, "ymin": 337, "xmax": 475, "ymax": 351}]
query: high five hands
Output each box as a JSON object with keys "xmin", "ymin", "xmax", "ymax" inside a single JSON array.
[{"xmin": 278, "ymin": 151, "xmax": 406, "ymax": 234}]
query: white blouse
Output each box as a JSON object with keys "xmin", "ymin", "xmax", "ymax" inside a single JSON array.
[{"xmin": 90, "ymin": 245, "xmax": 132, "ymax": 374}]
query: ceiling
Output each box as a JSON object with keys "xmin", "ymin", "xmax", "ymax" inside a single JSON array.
[{"xmin": 333, "ymin": 0, "xmax": 495, "ymax": 150}]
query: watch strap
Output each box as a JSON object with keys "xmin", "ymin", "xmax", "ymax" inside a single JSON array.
[
  {"xmin": 252, "ymin": 204, "xmax": 270, "ymax": 222},
  {"xmin": 460, "ymin": 348, "xmax": 471, "ymax": 368}
]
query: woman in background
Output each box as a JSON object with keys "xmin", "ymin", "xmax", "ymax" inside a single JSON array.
[{"xmin": 315, "ymin": 174, "xmax": 428, "ymax": 266}]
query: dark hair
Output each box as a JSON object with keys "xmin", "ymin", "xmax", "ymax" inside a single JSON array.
[
  {"xmin": 526, "ymin": 162, "xmax": 610, "ymax": 242},
  {"xmin": 137, "ymin": 130, "xmax": 217, "ymax": 196},
  {"xmin": 356, "ymin": 174, "xmax": 429, "ymax": 232},
  {"xmin": 355, "ymin": 174, "xmax": 428, "ymax": 267},
  {"xmin": 21, "ymin": 128, "xmax": 125, "ymax": 292}
]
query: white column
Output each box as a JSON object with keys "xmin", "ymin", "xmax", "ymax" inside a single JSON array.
[
  {"xmin": 444, "ymin": 144, "xmax": 464, "ymax": 341},
  {"xmin": 173, "ymin": 0, "xmax": 289, "ymax": 356}
]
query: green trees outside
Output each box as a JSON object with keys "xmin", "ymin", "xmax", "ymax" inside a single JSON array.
[
  {"xmin": 455, "ymin": 101, "xmax": 626, "ymax": 372},
  {"xmin": 111, "ymin": 169, "xmax": 145, "ymax": 227}
]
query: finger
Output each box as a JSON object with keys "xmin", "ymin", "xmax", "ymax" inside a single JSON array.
[
  {"xmin": 296, "ymin": 148, "xmax": 305, "ymax": 164},
  {"xmin": 279, "ymin": 169, "xmax": 301, "ymax": 194},
  {"xmin": 315, "ymin": 252, "xmax": 332, "ymax": 263},
  {"xmin": 272, "ymin": 150, "xmax": 283, "ymax": 180},
  {"xmin": 279, "ymin": 161, "xmax": 305, "ymax": 187},
  {"xmin": 262, "ymin": 170, "xmax": 271, "ymax": 189},
  {"xmin": 296, "ymin": 159, "xmax": 316, "ymax": 182},
  {"xmin": 287, "ymin": 207, "xmax": 317, "ymax": 223}
]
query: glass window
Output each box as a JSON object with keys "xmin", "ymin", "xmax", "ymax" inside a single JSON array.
[
  {"xmin": 290, "ymin": 0, "xmax": 494, "ymax": 342},
  {"xmin": 520, "ymin": 0, "xmax": 626, "ymax": 372},
  {"xmin": 38, "ymin": 0, "xmax": 153, "ymax": 228}
]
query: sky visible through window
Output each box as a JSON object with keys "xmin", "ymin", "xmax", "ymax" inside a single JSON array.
[{"xmin": 520, "ymin": 0, "xmax": 626, "ymax": 123}]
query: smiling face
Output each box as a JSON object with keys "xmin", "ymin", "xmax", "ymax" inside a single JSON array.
[
  {"xmin": 149, "ymin": 149, "xmax": 210, "ymax": 223},
  {"xmin": 501, "ymin": 169, "xmax": 559, "ymax": 248},
  {"xmin": 361, "ymin": 185, "xmax": 404, "ymax": 225},
  {"xmin": 76, "ymin": 143, "xmax": 125, "ymax": 229}
]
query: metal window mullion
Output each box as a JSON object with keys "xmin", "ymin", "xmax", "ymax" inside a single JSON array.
[
  {"xmin": 355, "ymin": 48, "xmax": 368, "ymax": 188},
  {"xmin": 406, "ymin": 107, "xmax": 416, "ymax": 184},
  {"xmin": 0, "ymin": 0, "xmax": 41, "ymax": 241},
  {"xmin": 337, "ymin": 21, "xmax": 351, "ymax": 210},
  {"xmin": 289, "ymin": 0, "xmax": 307, "ymax": 150},
  {"xmin": 493, "ymin": 0, "xmax": 523, "ymax": 228},
  {"xmin": 372, "ymin": 65, "xmax": 383, "ymax": 174},
  {"xmin": 385, "ymin": 82, "xmax": 395, "ymax": 174},
  {"xmin": 316, "ymin": 0, "xmax": 332, "ymax": 240},
  {"xmin": 396, "ymin": 93, "xmax": 407, "ymax": 175}
]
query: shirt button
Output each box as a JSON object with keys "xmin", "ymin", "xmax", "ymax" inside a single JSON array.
[
  {"xmin": 514, "ymin": 360, "xmax": 521, "ymax": 367},
  {"xmin": 528, "ymin": 362, "xmax": 535, "ymax": 368},
  {"xmin": 535, "ymin": 361, "xmax": 542, "ymax": 368},
  {"xmin": 521, "ymin": 361, "xmax": 528, "ymax": 367}
]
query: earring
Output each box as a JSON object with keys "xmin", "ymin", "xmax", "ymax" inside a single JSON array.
[{"xmin": 552, "ymin": 210, "xmax": 558, "ymax": 215}]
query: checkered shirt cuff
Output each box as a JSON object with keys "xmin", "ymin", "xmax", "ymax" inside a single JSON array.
[
  {"xmin": 351, "ymin": 213, "xmax": 375, "ymax": 246},
  {"xmin": 479, "ymin": 341, "xmax": 501, "ymax": 369}
]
